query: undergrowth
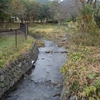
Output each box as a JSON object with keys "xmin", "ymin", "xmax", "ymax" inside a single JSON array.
[{"xmin": 61, "ymin": 22, "xmax": 100, "ymax": 100}]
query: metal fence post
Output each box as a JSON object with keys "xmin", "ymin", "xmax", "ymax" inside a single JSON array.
[
  {"xmin": 15, "ymin": 30, "xmax": 17, "ymax": 48},
  {"xmin": 25, "ymin": 25, "xmax": 27, "ymax": 40}
]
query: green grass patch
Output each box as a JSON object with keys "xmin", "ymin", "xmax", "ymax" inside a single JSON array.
[
  {"xmin": 7, "ymin": 23, "xmax": 19, "ymax": 29},
  {"xmin": 0, "ymin": 35, "xmax": 34, "ymax": 68},
  {"xmin": 0, "ymin": 23, "xmax": 19, "ymax": 30}
]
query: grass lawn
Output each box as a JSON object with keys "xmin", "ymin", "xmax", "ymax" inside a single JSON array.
[
  {"xmin": 0, "ymin": 35, "xmax": 34, "ymax": 68},
  {"xmin": 0, "ymin": 23, "xmax": 20, "ymax": 30}
]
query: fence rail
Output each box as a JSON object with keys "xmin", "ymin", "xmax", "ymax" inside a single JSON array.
[{"xmin": 0, "ymin": 23, "xmax": 28, "ymax": 48}]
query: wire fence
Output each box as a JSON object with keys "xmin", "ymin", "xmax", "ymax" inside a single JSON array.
[{"xmin": 0, "ymin": 23, "xmax": 28, "ymax": 48}]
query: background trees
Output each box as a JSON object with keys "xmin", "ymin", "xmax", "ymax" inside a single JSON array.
[
  {"xmin": 10, "ymin": 0, "xmax": 24, "ymax": 22},
  {"xmin": 0, "ymin": 0, "xmax": 11, "ymax": 22},
  {"xmin": 0, "ymin": 0, "xmax": 99, "ymax": 27},
  {"xmin": 0, "ymin": 0, "xmax": 78, "ymax": 23},
  {"xmin": 49, "ymin": 0, "xmax": 67, "ymax": 27}
]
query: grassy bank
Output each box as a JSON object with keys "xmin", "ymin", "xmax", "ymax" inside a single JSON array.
[
  {"xmin": 0, "ymin": 23, "xmax": 19, "ymax": 30},
  {"xmin": 0, "ymin": 35, "xmax": 34, "ymax": 68},
  {"xmin": 61, "ymin": 22, "xmax": 100, "ymax": 100}
]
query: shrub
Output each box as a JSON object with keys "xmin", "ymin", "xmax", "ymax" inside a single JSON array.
[{"xmin": 95, "ymin": 9, "xmax": 100, "ymax": 28}]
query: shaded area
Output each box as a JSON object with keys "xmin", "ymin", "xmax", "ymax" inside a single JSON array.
[{"xmin": 1, "ymin": 39, "xmax": 67, "ymax": 100}]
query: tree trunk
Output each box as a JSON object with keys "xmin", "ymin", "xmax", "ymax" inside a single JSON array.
[
  {"xmin": 46, "ymin": 18, "xmax": 48, "ymax": 23},
  {"xmin": 58, "ymin": 19, "xmax": 61, "ymax": 28},
  {"xmin": 21, "ymin": 18, "xmax": 24, "ymax": 23},
  {"xmin": 29, "ymin": 16, "xmax": 32, "ymax": 25},
  {"xmin": 94, "ymin": 0, "xmax": 97, "ymax": 8},
  {"xmin": 41, "ymin": 19, "xmax": 43, "ymax": 23}
]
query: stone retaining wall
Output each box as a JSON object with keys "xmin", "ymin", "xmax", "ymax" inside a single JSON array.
[{"xmin": 0, "ymin": 42, "xmax": 39, "ymax": 98}]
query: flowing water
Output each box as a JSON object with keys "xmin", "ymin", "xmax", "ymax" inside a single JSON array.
[{"xmin": 1, "ymin": 39, "xmax": 67, "ymax": 100}]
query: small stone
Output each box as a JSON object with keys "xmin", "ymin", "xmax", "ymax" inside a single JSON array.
[
  {"xmin": 56, "ymin": 84, "xmax": 62, "ymax": 88},
  {"xmin": 45, "ymin": 50, "xmax": 53, "ymax": 53},
  {"xmin": 10, "ymin": 62, "xmax": 15, "ymax": 67},
  {"xmin": 70, "ymin": 95, "xmax": 78, "ymax": 100},
  {"xmin": 18, "ymin": 63, "xmax": 22, "ymax": 67},
  {"xmin": 0, "ymin": 70, "xmax": 3, "ymax": 75},
  {"xmin": 3, "ymin": 87, "xmax": 7, "ymax": 93},
  {"xmin": 61, "ymin": 51, "xmax": 67, "ymax": 53},
  {"xmin": 61, "ymin": 38, "xmax": 67, "ymax": 42},
  {"xmin": 82, "ymin": 97, "xmax": 87, "ymax": 100},
  {"xmin": 0, "ymin": 87, "xmax": 2, "ymax": 92},
  {"xmin": 23, "ymin": 60, "xmax": 26, "ymax": 64},
  {"xmin": 0, "ymin": 75, "xmax": 4, "ymax": 81},
  {"xmin": 0, "ymin": 93, "xmax": 2, "ymax": 98},
  {"xmin": 0, "ymin": 82, "xmax": 6, "ymax": 88},
  {"xmin": 10, "ymin": 80, "xmax": 14, "ymax": 87},
  {"xmin": 41, "ymin": 58, "xmax": 45, "ymax": 60},
  {"xmin": 51, "ymin": 81, "xmax": 58, "ymax": 86},
  {"xmin": 7, "ymin": 85, "xmax": 10, "ymax": 90},
  {"xmin": 5, "ymin": 78, "xmax": 9, "ymax": 86},
  {"xmin": 52, "ymin": 93, "xmax": 61, "ymax": 97}
]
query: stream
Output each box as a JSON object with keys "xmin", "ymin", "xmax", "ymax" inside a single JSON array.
[{"xmin": 1, "ymin": 39, "xmax": 67, "ymax": 100}]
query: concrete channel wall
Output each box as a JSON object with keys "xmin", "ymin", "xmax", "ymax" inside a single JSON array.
[{"xmin": 0, "ymin": 42, "xmax": 39, "ymax": 98}]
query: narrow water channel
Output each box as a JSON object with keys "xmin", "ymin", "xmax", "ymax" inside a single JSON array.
[{"xmin": 1, "ymin": 39, "xmax": 67, "ymax": 100}]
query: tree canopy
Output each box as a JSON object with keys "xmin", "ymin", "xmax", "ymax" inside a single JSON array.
[{"xmin": 0, "ymin": 0, "xmax": 99, "ymax": 26}]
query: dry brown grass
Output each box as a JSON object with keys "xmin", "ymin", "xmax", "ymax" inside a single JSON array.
[
  {"xmin": 61, "ymin": 22, "xmax": 100, "ymax": 100},
  {"xmin": 36, "ymin": 40, "xmax": 45, "ymax": 47}
]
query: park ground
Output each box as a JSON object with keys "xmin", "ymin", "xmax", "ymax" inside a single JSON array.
[
  {"xmin": 29, "ymin": 22, "xmax": 100, "ymax": 100},
  {"xmin": 0, "ymin": 22, "xmax": 100, "ymax": 100}
]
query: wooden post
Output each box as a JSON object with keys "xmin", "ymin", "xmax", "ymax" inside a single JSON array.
[{"xmin": 15, "ymin": 30, "xmax": 17, "ymax": 48}]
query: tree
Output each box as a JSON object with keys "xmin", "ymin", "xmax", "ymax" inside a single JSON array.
[
  {"xmin": 36, "ymin": 4, "xmax": 51, "ymax": 23},
  {"xmin": 0, "ymin": 0, "xmax": 11, "ymax": 22},
  {"xmin": 23, "ymin": 0, "xmax": 51, "ymax": 23},
  {"xmin": 23, "ymin": 0, "xmax": 42, "ymax": 24},
  {"xmin": 49, "ymin": 0, "xmax": 81, "ymax": 27},
  {"xmin": 22, "ymin": 0, "xmax": 34, "ymax": 23},
  {"xmin": 49, "ymin": 0, "xmax": 68, "ymax": 28},
  {"xmin": 10, "ymin": 0, "xmax": 24, "ymax": 22},
  {"xmin": 62, "ymin": 0, "xmax": 80, "ymax": 21},
  {"xmin": 75, "ymin": 0, "xmax": 100, "ymax": 34}
]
